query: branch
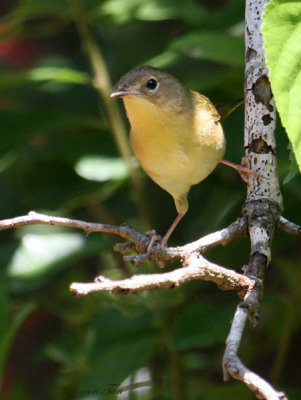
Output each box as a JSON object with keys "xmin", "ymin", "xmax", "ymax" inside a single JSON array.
[
  {"xmin": 223, "ymin": 297, "xmax": 287, "ymax": 400},
  {"xmin": 278, "ymin": 216, "xmax": 301, "ymax": 235},
  {"xmin": 70, "ymin": 253, "xmax": 253, "ymax": 296},
  {"xmin": 181, "ymin": 217, "xmax": 247, "ymax": 253},
  {"xmin": 0, "ymin": 210, "xmax": 253, "ymax": 297},
  {"xmin": 116, "ymin": 217, "xmax": 248, "ymax": 266},
  {"xmin": 223, "ymin": 254, "xmax": 287, "ymax": 400},
  {"xmin": 0, "ymin": 211, "xmax": 149, "ymax": 249},
  {"xmin": 222, "ymin": 0, "xmax": 288, "ymax": 398},
  {"xmin": 0, "ymin": 211, "xmax": 247, "ymax": 263}
]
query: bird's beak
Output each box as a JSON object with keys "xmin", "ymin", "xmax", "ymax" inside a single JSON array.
[{"xmin": 110, "ymin": 88, "xmax": 141, "ymax": 98}]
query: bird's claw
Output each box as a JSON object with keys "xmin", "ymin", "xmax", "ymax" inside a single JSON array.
[
  {"xmin": 145, "ymin": 230, "xmax": 162, "ymax": 254},
  {"xmin": 145, "ymin": 230, "xmax": 165, "ymax": 268},
  {"xmin": 238, "ymin": 156, "xmax": 260, "ymax": 183},
  {"xmin": 221, "ymin": 157, "xmax": 261, "ymax": 184}
]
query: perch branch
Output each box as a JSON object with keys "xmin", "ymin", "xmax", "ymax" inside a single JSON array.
[
  {"xmin": 70, "ymin": 253, "xmax": 253, "ymax": 296},
  {"xmin": 0, "ymin": 211, "xmax": 248, "ymax": 263},
  {"xmin": 114, "ymin": 217, "xmax": 248, "ymax": 266},
  {"xmin": 0, "ymin": 211, "xmax": 254, "ymax": 297}
]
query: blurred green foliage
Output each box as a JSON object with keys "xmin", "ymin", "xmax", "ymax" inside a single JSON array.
[{"xmin": 0, "ymin": 1, "xmax": 300, "ymax": 399}]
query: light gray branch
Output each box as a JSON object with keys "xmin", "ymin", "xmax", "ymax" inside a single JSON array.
[
  {"xmin": 0, "ymin": 211, "xmax": 247, "ymax": 264},
  {"xmin": 223, "ymin": 302, "xmax": 287, "ymax": 400},
  {"xmin": 180, "ymin": 217, "xmax": 247, "ymax": 253},
  {"xmin": 70, "ymin": 253, "xmax": 253, "ymax": 296},
  {"xmin": 0, "ymin": 211, "xmax": 148, "ymax": 248},
  {"xmin": 278, "ymin": 216, "xmax": 301, "ymax": 235},
  {"xmin": 222, "ymin": 0, "xmax": 288, "ymax": 398},
  {"xmin": 0, "ymin": 210, "xmax": 253, "ymax": 297}
]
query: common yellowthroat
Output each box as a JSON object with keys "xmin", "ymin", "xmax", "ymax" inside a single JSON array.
[{"xmin": 111, "ymin": 66, "xmax": 226, "ymax": 249}]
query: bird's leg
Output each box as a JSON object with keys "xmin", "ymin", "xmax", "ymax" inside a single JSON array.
[
  {"xmin": 146, "ymin": 212, "xmax": 186, "ymax": 255},
  {"xmin": 145, "ymin": 213, "xmax": 185, "ymax": 269},
  {"xmin": 161, "ymin": 212, "xmax": 185, "ymax": 249},
  {"xmin": 220, "ymin": 158, "xmax": 259, "ymax": 183}
]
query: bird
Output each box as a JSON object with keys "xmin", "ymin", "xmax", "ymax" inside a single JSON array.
[{"xmin": 111, "ymin": 66, "xmax": 226, "ymax": 250}]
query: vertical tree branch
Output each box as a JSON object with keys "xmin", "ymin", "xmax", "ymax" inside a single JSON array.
[
  {"xmin": 223, "ymin": 1, "xmax": 287, "ymax": 399},
  {"xmin": 243, "ymin": 0, "xmax": 283, "ymax": 278},
  {"xmin": 243, "ymin": 0, "xmax": 282, "ymax": 278}
]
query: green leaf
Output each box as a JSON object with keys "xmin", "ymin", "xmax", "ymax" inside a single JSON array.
[
  {"xmin": 7, "ymin": 232, "xmax": 109, "ymax": 292},
  {"xmin": 77, "ymin": 310, "xmax": 157, "ymax": 399},
  {"xmin": 7, "ymin": 233, "xmax": 86, "ymax": 278},
  {"xmin": 75, "ymin": 156, "xmax": 129, "ymax": 182},
  {"xmin": 99, "ymin": 0, "xmax": 206, "ymax": 24},
  {"xmin": 283, "ymin": 142, "xmax": 299, "ymax": 183},
  {"xmin": 10, "ymin": 0, "xmax": 102, "ymax": 23},
  {"xmin": 28, "ymin": 67, "xmax": 90, "ymax": 85},
  {"xmin": 11, "ymin": 0, "xmax": 69, "ymax": 19},
  {"xmin": 262, "ymin": 0, "xmax": 301, "ymax": 173},
  {"xmin": 0, "ymin": 110, "xmax": 89, "ymax": 154},
  {"xmin": 172, "ymin": 303, "xmax": 233, "ymax": 350},
  {"xmin": 0, "ymin": 303, "xmax": 35, "ymax": 387},
  {"xmin": 0, "ymin": 71, "xmax": 30, "ymax": 88},
  {"xmin": 170, "ymin": 32, "xmax": 245, "ymax": 67}
]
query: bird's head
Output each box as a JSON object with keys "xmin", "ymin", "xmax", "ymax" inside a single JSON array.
[{"xmin": 111, "ymin": 66, "xmax": 192, "ymax": 112}]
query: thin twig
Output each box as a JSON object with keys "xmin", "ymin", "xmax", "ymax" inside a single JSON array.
[
  {"xmin": 223, "ymin": 302, "xmax": 287, "ymax": 400},
  {"xmin": 0, "ymin": 211, "xmax": 148, "ymax": 249},
  {"xmin": 277, "ymin": 216, "xmax": 301, "ymax": 235},
  {"xmin": 223, "ymin": 275, "xmax": 287, "ymax": 400},
  {"xmin": 181, "ymin": 217, "xmax": 248, "ymax": 253}
]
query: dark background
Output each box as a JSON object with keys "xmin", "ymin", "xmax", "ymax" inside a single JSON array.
[{"xmin": 0, "ymin": 1, "xmax": 300, "ymax": 399}]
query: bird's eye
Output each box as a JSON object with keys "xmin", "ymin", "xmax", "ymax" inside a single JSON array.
[{"xmin": 146, "ymin": 78, "xmax": 158, "ymax": 90}]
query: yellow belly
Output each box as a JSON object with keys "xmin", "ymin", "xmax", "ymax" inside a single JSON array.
[{"xmin": 124, "ymin": 95, "xmax": 225, "ymax": 211}]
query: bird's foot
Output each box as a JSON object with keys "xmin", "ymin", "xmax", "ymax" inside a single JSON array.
[
  {"xmin": 220, "ymin": 158, "xmax": 260, "ymax": 183},
  {"xmin": 145, "ymin": 230, "xmax": 165, "ymax": 268},
  {"xmin": 238, "ymin": 156, "xmax": 260, "ymax": 182},
  {"xmin": 145, "ymin": 230, "xmax": 162, "ymax": 254}
]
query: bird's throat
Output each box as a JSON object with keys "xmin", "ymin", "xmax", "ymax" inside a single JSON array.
[{"xmin": 123, "ymin": 96, "xmax": 189, "ymax": 143}]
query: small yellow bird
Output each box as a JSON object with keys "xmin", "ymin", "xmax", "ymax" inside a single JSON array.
[{"xmin": 111, "ymin": 66, "xmax": 226, "ymax": 249}]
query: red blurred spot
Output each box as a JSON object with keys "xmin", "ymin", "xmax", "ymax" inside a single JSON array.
[{"xmin": 0, "ymin": 38, "xmax": 40, "ymax": 67}]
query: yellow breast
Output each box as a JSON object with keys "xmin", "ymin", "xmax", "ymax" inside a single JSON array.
[{"xmin": 123, "ymin": 93, "xmax": 225, "ymax": 206}]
